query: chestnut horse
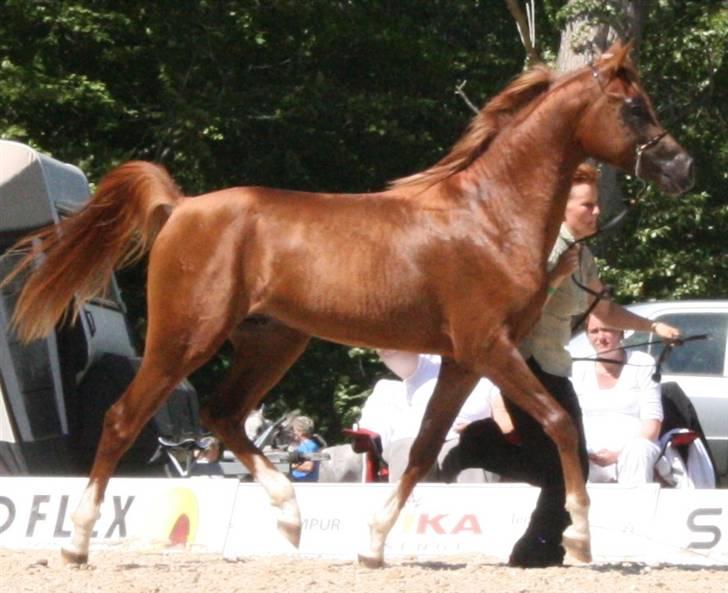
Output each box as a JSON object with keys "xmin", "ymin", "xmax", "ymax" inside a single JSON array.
[{"xmin": 3, "ymin": 41, "xmax": 692, "ymax": 567}]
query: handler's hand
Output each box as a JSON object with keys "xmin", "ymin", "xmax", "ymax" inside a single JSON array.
[
  {"xmin": 551, "ymin": 244, "xmax": 581, "ymax": 281},
  {"xmin": 588, "ymin": 449, "xmax": 619, "ymax": 467},
  {"xmin": 651, "ymin": 321, "xmax": 681, "ymax": 342}
]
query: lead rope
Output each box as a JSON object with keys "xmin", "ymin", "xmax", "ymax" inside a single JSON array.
[{"xmin": 571, "ymin": 334, "xmax": 710, "ymax": 382}]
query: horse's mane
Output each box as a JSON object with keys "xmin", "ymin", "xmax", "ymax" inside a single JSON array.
[{"xmin": 389, "ymin": 65, "xmax": 555, "ymax": 190}]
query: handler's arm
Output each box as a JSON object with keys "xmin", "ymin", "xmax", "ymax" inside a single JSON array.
[{"xmin": 589, "ymin": 278, "xmax": 681, "ymax": 340}]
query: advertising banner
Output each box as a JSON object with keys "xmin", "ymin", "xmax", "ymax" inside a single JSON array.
[
  {"xmin": 587, "ymin": 483, "xmax": 661, "ymax": 562},
  {"xmin": 650, "ymin": 489, "xmax": 728, "ymax": 565},
  {"xmin": 223, "ymin": 482, "xmax": 717, "ymax": 564},
  {"xmin": 225, "ymin": 483, "xmax": 543, "ymax": 560},
  {"xmin": 0, "ymin": 476, "xmax": 237, "ymax": 553},
  {"xmin": 3, "ymin": 477, "xmax": 728, "ymax": 565}
]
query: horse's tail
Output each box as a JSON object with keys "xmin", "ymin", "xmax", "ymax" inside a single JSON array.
[{"xmin": 2, "ymin": 161, "xmax": 183, "ymax": 343}]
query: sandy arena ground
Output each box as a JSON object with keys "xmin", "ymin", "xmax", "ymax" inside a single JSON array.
[{"xmin": 2, "ymin": 549, "xmax": 727, "ymax": 593}]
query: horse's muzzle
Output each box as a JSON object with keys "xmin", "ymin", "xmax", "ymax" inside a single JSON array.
[
  {"xmin": 662, "ymin": 152, "xmax": 695, "ymax": 195},
  {"xmin": 647, "ymin": 144, "xmax": 695, "ymax": 196}
]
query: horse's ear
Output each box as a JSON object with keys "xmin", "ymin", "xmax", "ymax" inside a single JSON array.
[{"xmin": 599, "ymin": 39, "xmax": 634, "ymax": 80}]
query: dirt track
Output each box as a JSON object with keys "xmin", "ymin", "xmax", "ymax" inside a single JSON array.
[{"xmin": 2, "ymin": 549, "xmax": 728, "ymax": 593}]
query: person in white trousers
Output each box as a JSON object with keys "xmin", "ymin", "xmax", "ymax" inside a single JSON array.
[
  {"xmin": 358, "ymin": 350, "xmax": 511, "ymax": 483},
  {"xmin": 571, "ymin": 314, "xmax": 663, "ymax": 484}
]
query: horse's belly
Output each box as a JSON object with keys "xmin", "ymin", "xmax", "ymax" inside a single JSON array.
[{"xmin": 263, "ymin": 304, "xmax": 452, "ymax": 354}]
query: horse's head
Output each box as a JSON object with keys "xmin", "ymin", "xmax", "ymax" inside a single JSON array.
[{"xmin": 575, "ymin": 41, "xmax": 694, "ymax": 195}]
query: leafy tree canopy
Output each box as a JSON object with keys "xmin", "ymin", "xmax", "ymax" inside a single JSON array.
[{"xmin": 1, "ymin": 1, "xmax": 725, "ymax": 441}]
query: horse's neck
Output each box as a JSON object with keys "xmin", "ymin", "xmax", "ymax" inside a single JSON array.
[{"xmin": 465, "ymin": 87, "xmax": 590, "ymax": 259}]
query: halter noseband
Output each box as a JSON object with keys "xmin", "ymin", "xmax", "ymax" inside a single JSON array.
[{"xmin": 634, "ymin": 131, "xmax": 668, "ymax": 179}]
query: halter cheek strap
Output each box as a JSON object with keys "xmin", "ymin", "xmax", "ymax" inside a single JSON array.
[
  {"xmin": 564, "ymin": 63, "xmax": 669, "ymax": 331},
  {"xmin": 589, "ymin": 61, "xmax": 669, "ymax": 179},
  {"xmin": 634, "ymin": 131, "xmax": 668, "ymax": 178}
]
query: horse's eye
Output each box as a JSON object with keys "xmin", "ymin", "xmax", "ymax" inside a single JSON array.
[
  {"xmin": 625, "ymin": 97, "xmax": 650, "ymax": 120},
  {"xmin": 621, "ymin": 96, "xmax": 656, "ymax": 132}
]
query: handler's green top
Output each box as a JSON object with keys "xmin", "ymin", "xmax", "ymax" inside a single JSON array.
[{"xmin": 519, "ymin": 224, "xmax": 598, "ymax": 378}]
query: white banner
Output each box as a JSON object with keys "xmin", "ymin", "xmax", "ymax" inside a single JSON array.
[
  {"xmin": 224, "ymin": 483, "xmax": 541, "ymax": 560},
  {"xmin": 651, "ymin": 489, "xmax": 728, "ymax": 564},
  {"xmin": 223, "ymin": 482, "xmax": 728, "ymax": 565},
  {"xmin": 2, "ymin": 477, "xmax": 728, "ymax": 565},
  {"xmin": 0, "ymin": 477, "xmax": 237, "ymax": 553},
  {"xmin": 223, "ymin": 483, "xmax": 663, "ymax": 562},
  {"xmin": 587, "ymin": 483, "xmax": 661, "ymax": 562}
]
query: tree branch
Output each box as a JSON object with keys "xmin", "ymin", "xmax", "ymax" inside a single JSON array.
[
  {"xmin": 454, "ymin": 80, "xmax": 480, "ymax": 115},
  {"xmin": 504, "ymin": 0, "xmax": 540, "ymax": 65}
]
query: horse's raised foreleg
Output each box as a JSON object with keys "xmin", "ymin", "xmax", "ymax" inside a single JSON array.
[
  {"xmin": 200, "ymin": 319, "xmax": 310, "ymax": 548},
  {"xmin": 481, "ymin": 332, "xmax": 591, "ymax": 563},
  {"xmin": 358, "ymin": 357, "xmax": 479, "ymax": 567}
]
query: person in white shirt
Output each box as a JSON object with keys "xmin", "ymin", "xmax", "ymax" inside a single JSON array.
[
  {"xmin": 358, "ymin": 350, "xmax": 508, "ymax": 483},
  {"xmin": 571, "ymin": 314, "xmax": 663, "ymax": 484}
]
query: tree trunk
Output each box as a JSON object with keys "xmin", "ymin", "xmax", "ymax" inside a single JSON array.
[{"xmin": 555, "ymin": 0, "xmax": 646, "ymax": 219}]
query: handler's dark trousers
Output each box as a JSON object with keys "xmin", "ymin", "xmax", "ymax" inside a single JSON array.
[{"xmin": 441, "ymin": 357, "xmax": 589, "ymax": 565}]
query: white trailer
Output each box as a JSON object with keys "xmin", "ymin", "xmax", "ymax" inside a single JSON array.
[{"xmin": 0, "ymin": 141, "xmax": 201, "ymax": 476}]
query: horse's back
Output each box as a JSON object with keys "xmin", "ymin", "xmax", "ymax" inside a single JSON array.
[{"xmin": 143, "ymin": 183, "xmax": 522, "ymax": 355}]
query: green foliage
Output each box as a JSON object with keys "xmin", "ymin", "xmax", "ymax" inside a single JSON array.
[
  {"xmin": 0, "ymin": 1, "xmax": 524, "ymax": 442},
  {"xmin": 1, "ymin": 1, "xmax": 725, "ymax": 443},
  {"xmin": 595, "ymin": 1, "xmax": 728, "ymax": 303},
  {"xmin": 1, "ymin": 0, "xmax": 524, "ymax": 192}
]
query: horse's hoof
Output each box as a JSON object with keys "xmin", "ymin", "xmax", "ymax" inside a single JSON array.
[
  {"xmin": 61, "ymin": 547, "xmax": 88, "ymax": 566},
  {"xmin": 562, "ymin": 528, "xmax": 592, "ymax": 563},
  {"xmin": 277, "ymin": 520, "xmax": 301, "ymax": 548},
  {"xmin": 357, "ymin": 553, "xmax": 384, "ymax": 568}
]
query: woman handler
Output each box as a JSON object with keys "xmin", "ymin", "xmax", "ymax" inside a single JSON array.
[{"xmin": 442, "ymin": 162, "xmax": 680, "ymax": 567}]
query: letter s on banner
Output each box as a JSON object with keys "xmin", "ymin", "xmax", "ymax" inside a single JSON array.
[{"xmin": 687, "ymin": 508, "xmax": 722, "ymax": 550}]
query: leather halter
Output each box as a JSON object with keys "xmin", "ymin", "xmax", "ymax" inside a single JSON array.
[
  {"xmin": 589, "ymin": 61, "xmax": 669, "ymax": 180},
  {"xmin": 634, "ymin": 131, "xmax": 668, "ymax": 179},
  {"xmin": 566, "ymin": 66, "xmax": 670, "ymax": 330}
]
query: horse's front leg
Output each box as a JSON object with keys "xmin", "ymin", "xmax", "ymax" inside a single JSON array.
[
  {"xmin": 358, "ymin": 358, "xmax": 479, "ymax": 567},
  {"xmin": 482, "ymin": 331, "xmax": 591, "ymax": 563}
]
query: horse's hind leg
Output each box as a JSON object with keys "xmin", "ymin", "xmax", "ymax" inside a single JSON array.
[
  {"xmin": 61, "ymin": 335, "xmax": 228, "ymax": 564},
  {"xmin": 200, "ymin": 318, "xmax": 310, "ymax": 547},
  {"xmin": 62, "ymin": 256, "xmax": 237, "ymax": 563}
]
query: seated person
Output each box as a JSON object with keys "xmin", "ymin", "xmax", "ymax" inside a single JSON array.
[
  {"xmin": 571, "ymin": 314, "xmax": 663, "ymax": 485},
  {"xmin": 289, "ymin": 415, "xmax": 321, "ymax": 482},
  {"xmin": 358, "ymin": 349, "xmax": 511, "ymax": 483}
]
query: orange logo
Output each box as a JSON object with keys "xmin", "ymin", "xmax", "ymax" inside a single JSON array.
[{"xmin": 147, "ymin": 487, "xmax": 199, "ymax": 547}]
